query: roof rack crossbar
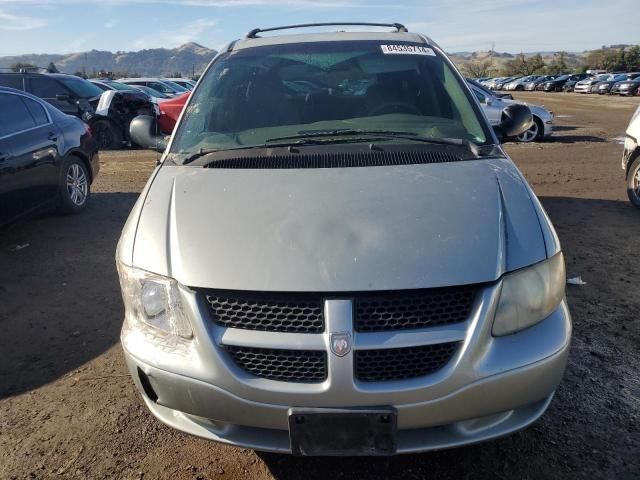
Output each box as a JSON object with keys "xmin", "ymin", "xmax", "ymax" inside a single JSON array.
[{"xmin": 246, "ymin": 22, "xmax": 407, "ymax": 38}]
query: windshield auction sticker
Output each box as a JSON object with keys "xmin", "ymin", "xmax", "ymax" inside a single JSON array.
[{"xmin": 380, "ymin": 44, "xmax": 436, "ymax": 56}]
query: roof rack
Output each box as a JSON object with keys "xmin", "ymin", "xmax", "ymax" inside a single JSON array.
[{"xmin": 246, "ymin": 22, "xmax": 408, "ymax": 39}]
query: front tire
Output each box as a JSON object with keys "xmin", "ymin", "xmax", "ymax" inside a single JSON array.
[
  {"xmin": 515, "ymin": 117, "xmax": 543, "ymax": 143},
  {"xmin": 627, "ymin": 157, "xmax": 640, "ymax": 208},
  {"xmin": 515, "ymin": 85, "xmax": 524, "ymax": 91},
  {"xmin": 59, "ymin": 157, "xmax": 90, "ymax": 214},
  {"xmin": 91, "ymin": 119, "xmax": 123, "ymax": 150}
]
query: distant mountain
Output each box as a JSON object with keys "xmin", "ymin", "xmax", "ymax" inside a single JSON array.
[{"xmin": 0, "ymin": 42, "xmax": 217, "ymax": 77}]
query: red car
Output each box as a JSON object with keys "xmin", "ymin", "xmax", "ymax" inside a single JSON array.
[{"xmin": 158, "ymin": 92, "xmax": 190, "ymax": 134}]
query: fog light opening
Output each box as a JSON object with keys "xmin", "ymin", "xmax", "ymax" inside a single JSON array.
[{"xmin": 137, "ymin": 367, "xmax": 159, "ymax": 403}]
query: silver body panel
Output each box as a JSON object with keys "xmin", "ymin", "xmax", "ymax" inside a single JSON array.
[{"xmin": 131, "ymin": 158, "xmax": 548, "ymax": 292}]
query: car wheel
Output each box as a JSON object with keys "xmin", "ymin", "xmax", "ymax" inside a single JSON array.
[
  {"xmin": 59, "ymin": 156, "xmax": 90, "ymax": 214},
  {"xmin": 627, "ymin": 157, "xmax": 640, "ymax": 208},
  {"xmin": 515, "ymin": 117, "xmax": 543, "ymax": 143},
  {"xmin": 515, "ymin": 85, "xmax": 524, "ymax": 91},
  {"xmin": 91, "ymin": 119, "xmax": 123, "ymax": 150}
]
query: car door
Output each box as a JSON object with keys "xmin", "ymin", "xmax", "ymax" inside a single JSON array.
[
  {"xmin": 27, "ymin": 76, "xmax": 79, "ymax": 116},
  {"xmin": 0, "ymin": 135, "xmax": 16, "ymax": 225},
  {"xmin": 0, "ymin": 92, "xmax": 62, "ymax": 223}
]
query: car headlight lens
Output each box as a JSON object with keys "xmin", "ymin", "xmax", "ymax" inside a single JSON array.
[
  {"xmin": 117, "ymin": 262, "xmax": 192, "ymax": 339},
  {"xmin": 492, "ymin": 253, "xmax": 565, "ymax": 336}
]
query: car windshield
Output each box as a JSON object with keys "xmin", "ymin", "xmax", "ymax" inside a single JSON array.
[
  {"xmin": 170, "ymin": 41, "xmax": 489, "ymax": 158},
  {"xmin": 58, "ymin": 76, "xmax": 104, "ymax": 98}
]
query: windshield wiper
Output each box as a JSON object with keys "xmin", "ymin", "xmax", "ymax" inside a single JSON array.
[
  {"xmin": 180, "ymin": 137, "xmax": 391, "ymax": 165},
  {"xmin": 266, "ymin": 129, "xmax": 482, "ymax": 156},
  {"xmin": 265, "ymin": 129, "xmax": 420, "ymax": 142},
  {"xmin": 181, "ymin": 130, "xmax": 485, "ymax": 165}
]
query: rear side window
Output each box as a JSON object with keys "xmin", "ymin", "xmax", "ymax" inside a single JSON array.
[
  {"xmin": 0, "ymin": 75, "xmax": 24, "ymax": 90},
  {"xmin": 29, "ymin": 77, "xmax": 65, "ymax": 98},
  {"xmin": 0, "ymin": 93, "xmax": 36, "ymax": 137},
  {"xmin": 21, "ymin": 97, "xmax": 49, "ymax": 125}
]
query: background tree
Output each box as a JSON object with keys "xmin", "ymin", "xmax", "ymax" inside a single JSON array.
[
  {"xmin": 503, "ymin": 53, "xmax": 547, "ymax": 76},
  {"xmin": 547, "ymin": 52, "xmax": 568, "ymax": 74},
  {"xmin": 461, "ymin": 59, "xmax": 494, "ymax": 78}
]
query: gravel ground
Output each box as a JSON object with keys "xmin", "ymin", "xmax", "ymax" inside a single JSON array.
[{"xmin": 0, "ymin": 92, "xmax": 639, "ymax": 480}]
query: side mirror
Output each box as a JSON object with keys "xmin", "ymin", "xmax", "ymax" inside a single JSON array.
[
  {"xmin": 129, "ymin": 115, "xmax": 168, "ymax": 152},
  {"xmin": 493, "ymin": 104, "xmax": 533, "ymax": 141}
]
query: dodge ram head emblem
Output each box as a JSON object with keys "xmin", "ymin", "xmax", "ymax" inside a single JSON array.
[{"xmin": 330, "ymin": 332, "xmax": 351, "ymax": 357}]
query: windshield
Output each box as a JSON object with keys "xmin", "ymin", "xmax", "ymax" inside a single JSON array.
[
  {"xmin": 170, "ymin": 41, "xmax": 489, "ymax": 158},
  {"xmin": 59, "ymin": 77, "xmax": 105, "ymax": 98}
]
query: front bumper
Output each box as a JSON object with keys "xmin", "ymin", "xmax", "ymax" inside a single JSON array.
[
  {"xmin": 574, "ymin": 84, "xmax": 592, "ymax": 93},
  {"xmin": 121, "ymin": 280, "xmax": 572, "ymax": 454}
]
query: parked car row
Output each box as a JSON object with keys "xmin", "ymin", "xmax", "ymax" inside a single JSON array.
[
  {"xmin": 0, "ymin": 72, "xmax": 197, "ymax": 151},
  {"xmin": 475, "ymin": 72, "xmax": 640, "ymax": 96}
]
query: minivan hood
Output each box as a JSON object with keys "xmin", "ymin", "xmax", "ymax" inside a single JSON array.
[{"xmin": 131, "ymin": 157, "xmax": 547, "ymax": 291}]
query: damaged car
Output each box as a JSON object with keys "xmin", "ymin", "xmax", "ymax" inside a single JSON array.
[{"xmin": 0, "ymin": 72, "xmax": 156, "ymax": 150}]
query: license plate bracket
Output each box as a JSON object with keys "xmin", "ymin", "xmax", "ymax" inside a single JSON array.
[{"xmin": 288, "ymin": 407, "xmax": 397, "ymax": 456}]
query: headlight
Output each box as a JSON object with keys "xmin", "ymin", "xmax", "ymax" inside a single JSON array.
[
  {"xmin": 492, "ymin": 253, "xmax": 565, "ymax": 336},
  {"xmin": 117, "ymin": 262, "xmax": 192, "ymax": 339}
]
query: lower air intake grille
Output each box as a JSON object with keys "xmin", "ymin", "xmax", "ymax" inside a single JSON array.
[
  {"xmin": 354, "ymin": 287, "xmax": 475, "ymax": 332},
  {"xmin": 204, "ymin": 150, "xmax": 464, "ymax": 169},
  {"xmin": 355, "ymin": 342, "xmax": 459, "ymax": 382},
  {"xmin": 224, "ymin": 345, "xmax": 327, "ymax": 383}
]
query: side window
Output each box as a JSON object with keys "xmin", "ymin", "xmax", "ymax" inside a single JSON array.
[
  {"xmin": 29, "ymin": 77, "xmax": 66, "ymax": 98},
  {"xmin": 21, "ymin": 97, "xmax": 49, "ymax": 126},
  {"xmin": 0, "ymin": 75, "xmax": 24, "ymax": 90},
  {"xmin": 0, "ymin": 93, "xmax": 36, "ymax": 137}
]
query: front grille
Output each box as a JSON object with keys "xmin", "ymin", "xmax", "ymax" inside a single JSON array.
[
  {"xmin": 355, "ymin": 342, "xmax": 459, "ymax": 382},
  {"xmin": 203, "ymin": 291, "xmax": 324, "ymax": 333},
  {"xmin": 354, "ymin": 287, "xmax": 475, "ymax": 332},
  {"xmin": 224, "ymin": 345, "xmax": 327, "ymax": 383}
]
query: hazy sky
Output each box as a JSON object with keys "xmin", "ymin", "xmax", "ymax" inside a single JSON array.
[{"xmin": 0, "ymin": 0, "xmax": 637, "ymax": 56}]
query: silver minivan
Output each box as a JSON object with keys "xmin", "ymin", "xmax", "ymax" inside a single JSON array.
[{"xmin": 118, "ymin": 23, "xmax": 571, "ymax": 456}]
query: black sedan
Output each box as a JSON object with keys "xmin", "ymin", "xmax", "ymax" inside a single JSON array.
[
  {"xmin": 0, "ymin": 87, "xmax": 99, "ymax": 227},
  {"xmin": 540, "ymin": 74, "xmax": 590, "ymax": 92}
]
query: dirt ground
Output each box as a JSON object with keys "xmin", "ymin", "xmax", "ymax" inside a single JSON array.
[{"xmin": 1, "ymin": 92, "xmax": 639, "ymax": 480}]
